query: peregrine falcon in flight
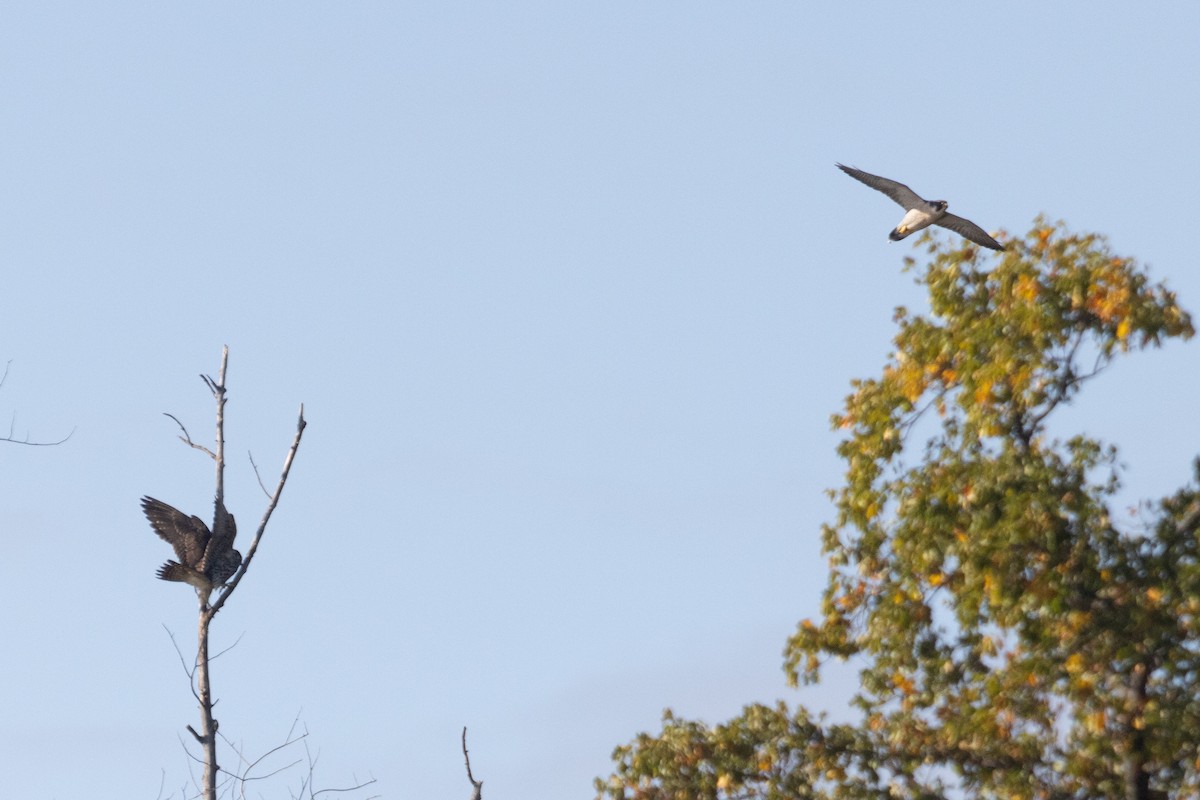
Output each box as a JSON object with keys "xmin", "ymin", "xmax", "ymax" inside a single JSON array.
[
  {"xmin": 142, "ymin": 496, "xmax": 242, "ymax": 603},
  {"xmin": 836, "ymin": 164, "xmax": 1004, "ymax": 251}
]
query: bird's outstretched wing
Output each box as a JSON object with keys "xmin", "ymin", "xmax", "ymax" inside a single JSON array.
[
  {"xmin": 141, "ymin": 496, "xmax": 211, "ymax": 567},
  {"xmin": 936, "ymin": 213, "xmax": 1005, "ymax": 251},
  {"xmin": 836, "ymin": 164, "xmax": 926, "ymax": 210}
]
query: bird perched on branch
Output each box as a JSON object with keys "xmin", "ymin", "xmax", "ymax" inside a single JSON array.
[
  {"xmin": 142, "ymin": 496, "xmax": 242, "ymax": 604},
  {"xmin": 836, "ymin": 163, "xmax": 1004, "ymax": 251}
]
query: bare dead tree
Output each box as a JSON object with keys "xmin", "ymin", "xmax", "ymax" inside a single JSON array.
[
  {"xmin": 462, "ymin": 727, "xmax": 482, "ymax": 800},
  {"xmin": 152, "ymin": 346, "xmax": 307, "ymax": 800}
]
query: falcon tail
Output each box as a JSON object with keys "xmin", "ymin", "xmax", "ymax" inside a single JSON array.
[
  {"xmin": 156, "ymin": 560, "xmax": 210, "ymax": 589},
  {"xmin": 157, "ymin": 560, "xmax": 184, "ymax": 581}
]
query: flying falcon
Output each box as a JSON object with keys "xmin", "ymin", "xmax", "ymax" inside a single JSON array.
[
  {"xmin": 142, "ymin": 496, "xmax": 242, "ymax": 603},
  {"xmin": 836, "ymin": 164, "xmax": 1004, "ymax": 251}
]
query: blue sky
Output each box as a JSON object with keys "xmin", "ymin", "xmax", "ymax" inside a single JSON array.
[{"xmin": 3, "ymin": 3, "xmax": 1199, "ymax": 798}]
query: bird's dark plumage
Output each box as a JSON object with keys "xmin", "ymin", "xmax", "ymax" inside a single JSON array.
[{"xmin": 142, "ymin": 496, "xmax": 241, "ymax": 602}]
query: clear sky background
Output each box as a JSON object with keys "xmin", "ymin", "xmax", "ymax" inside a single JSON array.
[{"xmin": 3, "ymin": 3, "xmax": 1199, "ymax": 799}]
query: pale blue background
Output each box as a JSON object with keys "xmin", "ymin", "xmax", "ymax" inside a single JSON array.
[{"xmin": 2, "ymin": 3, "xmax": 1199, "ymax": 798}]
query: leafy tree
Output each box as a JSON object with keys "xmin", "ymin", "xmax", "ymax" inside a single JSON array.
[{"xmin": 597, "ymin": 221, "xmax": 1199, "ymax": 800}]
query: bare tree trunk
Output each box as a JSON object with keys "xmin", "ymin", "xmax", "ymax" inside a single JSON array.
[
  {"xmin": 197, "ymin": 611, "xmax": 218, "ymax": 800},
  {"xmin": 182, "ymin": 608, "xmax": 221, "ymax": 799}
]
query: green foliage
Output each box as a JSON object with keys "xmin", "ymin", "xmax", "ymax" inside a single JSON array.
[
  {"xmin": 598, "ymin": 222, "xmax": 1200, "ymax": 800},
  {"xmin": 598, "ymin": 704, "xmax": 882, "ymax": 800}
]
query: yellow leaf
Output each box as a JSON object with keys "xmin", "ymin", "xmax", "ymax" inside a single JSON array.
[
  {"xmin": 900, "ymin": 365, "xmax": 925, "ymax": 403},
  {"xmin": 974, "ymin": 379, "xmax": 993, "ymax": 405},
  {"xmin": 1116, "ymin": 319, "xmax": 1131, "ymax": 340},
  {"xmin": 1015, "ymin": 274, "xmax": 1039, "ymax": 302},
  {"xmin": 983, "ymin": 571, "xmax": 1000, "ymax": 605},
  {"xmin": 891, "ymin": 671, "xmax": 915, "ymax": 694}
]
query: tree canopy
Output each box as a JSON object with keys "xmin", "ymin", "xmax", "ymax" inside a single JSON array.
[{"xmin": 597, "ymin": 221, "xmax": 1199, "ymax": 800}]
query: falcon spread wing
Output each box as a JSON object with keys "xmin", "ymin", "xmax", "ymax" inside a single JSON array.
[
  {"xmin": 142, "ymin": 496, "xmax": 242, "ymax": 599},
  {"xmin": 142, "ymin": 496, "xmax": 210, "ymax": 568},
  {"xmin": 934, "ymin": 213, "xmax": 1005, "ymax": 251},
  {"xmin": 836, "ymin": 164, "xmax": 925, "ymax": 210},
  {"xmin": 836, "ymin": 163, "xmax": 1005, "ymax": 251}
]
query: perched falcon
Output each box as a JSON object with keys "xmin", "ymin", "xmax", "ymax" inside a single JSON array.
[
  {"xmin": 142, "ymin": 496, "xmax": 242, "ymax": 603},
  {"xmin": 836, "ymin": 164, "xmax": 1004, "ymax": 251}
]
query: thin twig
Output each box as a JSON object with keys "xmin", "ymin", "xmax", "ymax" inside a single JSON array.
[
  {"xmin": 248, "ymin": 450, "xmax": 272, "ymax": 498},
  {"xmin": 245, "ymin": 718, "xmax": 309, "ymax": 775},
  {"xmin": 221, "ymin": 729, "xmax": 252, "ymax": 784},
  {"xmin": 236, "ymin": 730, "xmax": 308, "ymax": 787},
  {"xmin": 0, "ymin": 367, "xmax": 68, "ymax": 448},
  {"xmin": 0, "ymin": 419, "xmax": 75, "ymax": 446},
  {"xmin": 462, "ymin": 727, "xmax": 483, "ymax": 800},
  {"xmin": 176, "ymin": 729, "xmax": 205, "ymax": 796},
  {"xmin": 162, "ymin": 625, "xmax": 201, "ymax": 702},
  {"xmin": 164, "ymin": 413, "xmax": 217, "ymax": 459},
  {"xmin": 305, "ymin": 734, "xmax": 377, "ymax": 800},
  {"xmin": 163, "ymin": 625, "xmax": 196, "ymax": 678},
  {"xmin": 311, "ymin": 779, "xmax": 379, "ymax": 798},
  {"xmin": 0, "ymin": 362, "xmax": 74, "ymax": 445},
  {"xmin": 208, "ymin": 631, "xmax": 246, "ymax": 663},
  {"xmin": 207, "ymin": 404, "xmax": 307, "ymax": 617}
]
